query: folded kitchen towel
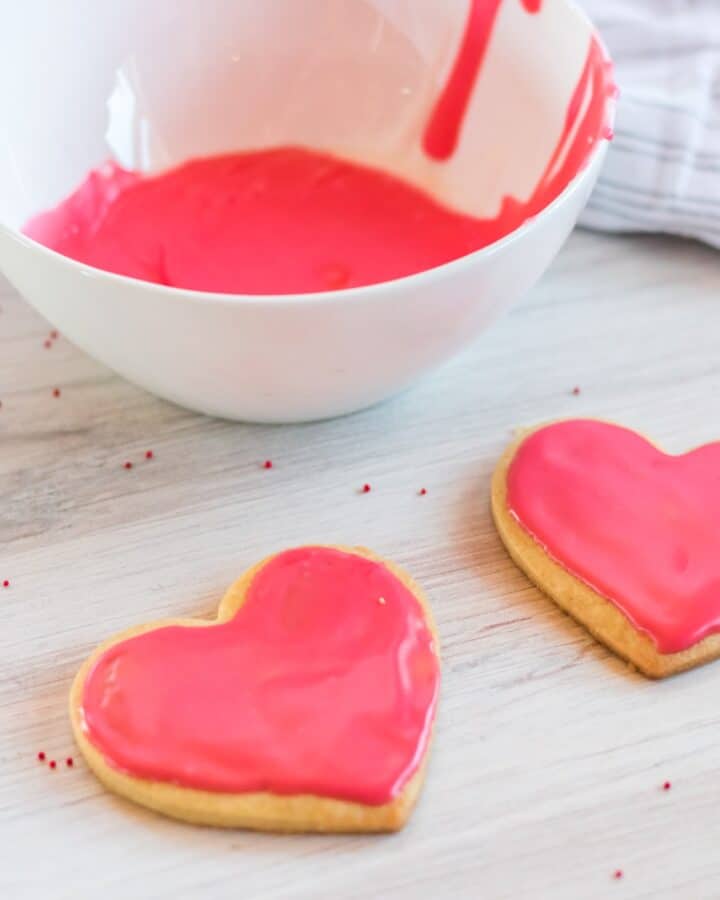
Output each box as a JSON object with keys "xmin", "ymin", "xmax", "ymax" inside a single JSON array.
[{"xmin": 577, "ymin": 0, "xmax": 720, "ymax": 248}]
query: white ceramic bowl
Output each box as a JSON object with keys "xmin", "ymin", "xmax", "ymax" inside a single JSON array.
[{"xmin": 0, "ymin": 0, "xmax": 612, "ymax": 423}]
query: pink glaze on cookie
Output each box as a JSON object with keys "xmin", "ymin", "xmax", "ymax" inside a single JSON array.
[
  {"xmin": 81, "ymin": 547, "xmax": 439, "ymax": 805},
  {"xmin": 507, "ymin": 420, "xmax": 720, "ymax": 654}
]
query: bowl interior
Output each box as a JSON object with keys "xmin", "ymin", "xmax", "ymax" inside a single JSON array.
[{"xmin": 0, "ymin": 0, "xmax": 600, "ymax": 231}]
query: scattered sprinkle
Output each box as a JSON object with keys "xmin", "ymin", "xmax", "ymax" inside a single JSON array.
[
  {"xmin": 361, "ymin": 484, "xmax": 371, "ymax": 494},
  {"xmin": 613, "ymin": 870, "xmax": 623, "ymax": 881},
  {"xmin": 263, "ymin": 460, "xmax": 273, "ymax": 470},
  {"xmin": 419, "ymin": 488, "xmax": 428, "ymax": 496},
  {"xmin": 145, "ymin": 450, "xmax": 154, "ymax": 460},
  {"xmin": 50, "ymin": 330, "xmax": 59, "ymax": 340},
  {"xmin": 378, "ymin": 597, "xmax": 386, "ymax": 605},
  {"xmin": 663, "ymin": 781, "xmax": 671, "ymax": 791},
  {"xmin": 37, "ymin": 751, "xmax": 46, "ymax": 762},
  {"xmin": 49, "ymin": 760, "xmax": 57, "ymax": 770},
  {"xmin": 572, "ymin": 386, "xmax": 581, "ymax": 396},
  {"xmin": 2, "ymin": 580, "xmax": 8, "ymax": 588},
  {"xmin": 124, "ymin": 461, "xmax": 133, "ymax": 470},
  {"xmin": 43, "ymin": 339, "xmax": 52, "ymax": 349},
  {"xmin": 66, "ymin": 757, "xmax": 74, "ymax": 768},
  {"xmin": 52, "ymin": 388, "xmax": 61, "ymax": 398}
]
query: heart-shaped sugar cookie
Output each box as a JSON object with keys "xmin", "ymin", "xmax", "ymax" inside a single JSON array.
[
  {"xmin": 70, "ymin": 546, "xmax": 440, "ymax": 832},
  {"xmin": 492, "ymin": 420, "xmax": 720, "ymax": 678}
]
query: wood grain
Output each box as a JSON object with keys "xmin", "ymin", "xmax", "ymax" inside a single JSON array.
[{"xmin": 3, "ymin": 230, "xmax": 720, "ymax": 899}]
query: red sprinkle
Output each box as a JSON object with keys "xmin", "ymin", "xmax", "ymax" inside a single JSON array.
[
  {"xmin": 2, "ymin": 580, "xmax": 9, "ymax": 588},
  {"xmin": 50, "ymin": 330, "xmax": 59, "ymax": 340},
  {"xmin": 145, "ymin": 450, "xmax": 154, "ymax": 460},
  {"xmin": 361, "ymin": 484, "xmax": 371, "ymax": 494},
  {"xmin": 49, "ymin": 760, "xmax": 57, "ymax": 770},
  {"xmin": 37, "ymin": 751, "xmax": 46, "ymax": 762},
  {"xmin": 66, "ymin": 757, "xmax": 74, "ymax": 768},
  {"xmin": 663, "ymin": 781, "xmax": 671, "ymax": 791},
  {"xmin": 124, "ymin": 461, "xmax": 133, "ymax": 470},
  {"xmin": 52, "ymin": 388, "xmax": 61, "ymax": 398},
  {"xmin": 43, "ymin": 339, "xmax": 52, "ymax": 349},
  {"xmin": 419, "ymin": 488, "xmax": 428, "ymax": 496},
  {"xmin": 263, "ymin": 460, "xmax": 273, "ymax": 470},
  {"xmin": 572, "ymin": 386, "xmax": 581, "ymax": 396},
  {"xmin": 613, "ymin": 870, "xmax": 623, "ymax": 881}
]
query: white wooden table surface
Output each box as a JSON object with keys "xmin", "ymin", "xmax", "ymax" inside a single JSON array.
[{"xmin": 3, "ymin": 230, "xmax": 720, "ymax": 899}]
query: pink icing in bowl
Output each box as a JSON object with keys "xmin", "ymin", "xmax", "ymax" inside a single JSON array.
[{"xmin": 0, "ymin": 0, "xmax": 614, "ymax": 421}]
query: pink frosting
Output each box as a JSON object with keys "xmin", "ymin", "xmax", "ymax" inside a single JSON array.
[
  {"xmin": 507, "ymin": 420, "xmax": 720, "ymax": 653},
  {"xmin": 81, "ymin": 547, "xmax": 440, "ymax": 805},
  {"xmin": 25, "ymin": 1, "xmax": 614, "ymax": 295}
]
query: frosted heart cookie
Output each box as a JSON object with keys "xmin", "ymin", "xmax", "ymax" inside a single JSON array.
[
  {"xmin": 492, "ymin": 420, "xmax": 720, "ymax": 678},
  {"xmin": 70, "ymin": 546, "xmax": 440, "ymax": 832}
]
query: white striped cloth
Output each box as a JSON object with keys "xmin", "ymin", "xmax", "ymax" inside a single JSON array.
[{"xmin": 577, "ymin": 0, "xmax": 720, "ymax": 248}]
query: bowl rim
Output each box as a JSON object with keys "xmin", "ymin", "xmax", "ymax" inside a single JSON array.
[{"xmin": 1, "ymin": 1, "xmax": 615, "ymax": 309}]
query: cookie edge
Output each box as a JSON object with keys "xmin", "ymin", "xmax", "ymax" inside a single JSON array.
[{"xmin": 491, "ymin": 422, "xmax": 720, "ymax": 679}]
